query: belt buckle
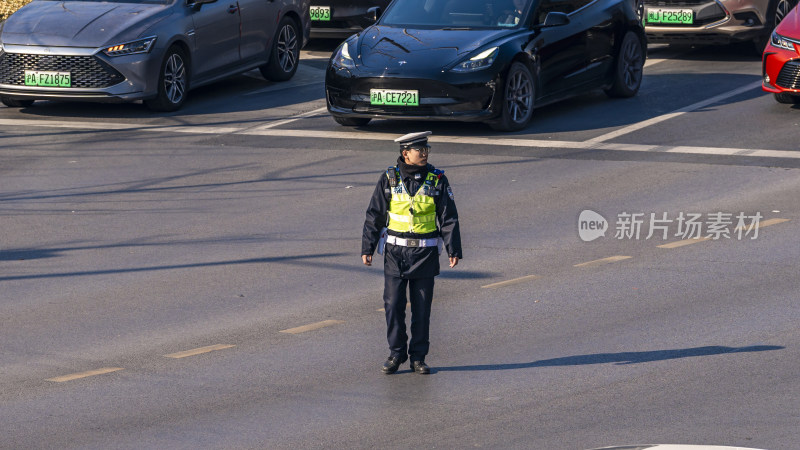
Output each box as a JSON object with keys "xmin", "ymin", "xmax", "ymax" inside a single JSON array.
[{"xmin": 407, "ymin": 239, "xmax": 419, "ymax": 247}]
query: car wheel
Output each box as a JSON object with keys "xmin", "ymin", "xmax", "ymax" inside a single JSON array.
[
  {"xmin": 260, "ymin": 17, "xmax": 300, "ymax": 82},
  {"xmin": 144, "ymin": 46, "xmax": 189, "ymax": 112},
  {"xmin": 490, "ymin": 62, "xmax": 534, "ymax": 132},
  {"xmin": 1, "ymin": 96, "xmax": 34, "ymax": 108},
  {"xmin": 605, "ymin": 31, "xmax": 644, "ymax": 98},
  {"xmin": 774, "ymin": 93, "xmax": 800, "ymax": 103},
  {"xmin": 333, "ymin": 116, "xmax": 371, "ymax": 126},
  {"xmin": 754, "ymin": 0, "xmax": 796, "ymax": 53}
]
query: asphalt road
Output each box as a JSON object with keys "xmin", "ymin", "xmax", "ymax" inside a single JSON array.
[{"xmin": 0, "ymin": 41, "xmax": 798, "ymax": 449}]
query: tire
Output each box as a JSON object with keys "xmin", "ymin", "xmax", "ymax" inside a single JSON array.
[
  {"xmin": 753, "ymin": 0, "xmax": 795, "ymax": 53},
  {"xmin": 144, "ymin": 46, "xmax": 189, "ymax": 112},
  {"xmin": 489, "ymin": 61, "xmax": 534, "ymax": 132},
  {"xmin": 260, "ymin": 17, "xmax": 300, "ymax": 82},
  {"xmin": 605, "ymin": 31, "xmax": 645, "ymax": 98},
  {"xmin": 333, "ymin": 116, "xmax": 371, "ymax": 126},
  {"xmin": 774, "ymin": 93, "xmax": 800, "ymax": 103},
  {"xmin": 1, "ymin": 96, "xmax": 34, "ymax": 108}
]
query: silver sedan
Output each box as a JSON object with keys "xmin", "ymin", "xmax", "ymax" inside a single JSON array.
[{"xmin": 0, "ymin": 0, "xmax": 310, "ymax": 111}]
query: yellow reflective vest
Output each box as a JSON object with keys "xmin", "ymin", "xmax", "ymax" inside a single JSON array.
[{"xmin": 386, "ymin": 167, "xmax": 442, "ymax": 234}]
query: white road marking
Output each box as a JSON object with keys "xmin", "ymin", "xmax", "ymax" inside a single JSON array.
[
  {"xmin": 644, "ymin": 47, "xmax": 689, "ymax": 68},
  {"xmin": 253, "ymin": 106, "xmax": 329, "ymax": 130},
  {"xmin": 164, "ymin": 344, "xmax": 235, "ymax": 359},
  {"xmin": 586, "ymin": 80, "xmax": 763, "ymax": 143},
  {"xmin": 2, "ymin": 115, "xmax": 800, "ymax": 160},
  {"xmin": 46, "ymin": 367, "xmax": 124, "ymax": 382}
]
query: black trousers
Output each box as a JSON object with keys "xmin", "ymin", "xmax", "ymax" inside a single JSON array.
[{"xmin": 383, "ymin": 275, "xmax": 435, "ymax": 362}]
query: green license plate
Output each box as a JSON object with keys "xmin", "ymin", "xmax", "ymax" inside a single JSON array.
[
  {"xmin": 646, "ymin": 8, "xmax": 693, "ymax": 24},
  {"xmin": 24, "ymin": 71, "xmax": 71, "ymax": 88},
  {"xmin": 310, "ymin": 6, "xmax": 331, "ymax": 21},
  {"xmin": 370, "ymin": 89, "xmax": 419, "ymax": 107}
]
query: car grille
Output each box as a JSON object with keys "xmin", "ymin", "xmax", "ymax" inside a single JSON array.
[
  {"xmin": 776, "ymin": 60, "xmax": 800, "ymax": 89},
  {"xmin": 644, "ymin": 0, "xmax": 727, "ymax": 27},
  {"xmin": 0, "ymin": 53, "xmax": 125, "ymax": 88}
]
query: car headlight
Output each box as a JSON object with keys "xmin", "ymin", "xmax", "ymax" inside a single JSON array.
[
  {"xmin": 771, "ymin": 32, "xmax": 795, "ymax": 51},
  {"xmin": 450, "ymin": 47, "xmax": 498, "ymax": 73},
  {"xmin": 332, "ymin": 41, "xmax": 356, "ymax": 69},
  {"xmin": 103, "ymin": 36, "xmax": 157, "ymax": 57}
]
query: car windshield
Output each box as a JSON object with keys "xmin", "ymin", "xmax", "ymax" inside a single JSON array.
[
  {"xmin": 380, "ymin": 0, "xmax": 532, "ymax": 28},
  {"xmin": 38, "ymin": 0, "xmax": 171, "ymax": 4}
]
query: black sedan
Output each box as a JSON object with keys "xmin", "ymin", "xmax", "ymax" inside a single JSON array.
[{"xmin": 325, "ymin": 0, "xmax": 646, "ymax": 131}]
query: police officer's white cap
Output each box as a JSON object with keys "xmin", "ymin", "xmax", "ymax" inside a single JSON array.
[{"xmin": 395, "ymin": 131, "xmax": 432, "ymax": 148}]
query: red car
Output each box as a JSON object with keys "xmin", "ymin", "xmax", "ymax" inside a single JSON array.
[{"xmin": 763, "ymin": 5, "xmax": 800, "ymax": 104}]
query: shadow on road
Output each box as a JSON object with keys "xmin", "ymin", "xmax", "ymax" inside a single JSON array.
[{"xmin": 433, "ymin": 345, "xmax": 784, "ymax": 372}]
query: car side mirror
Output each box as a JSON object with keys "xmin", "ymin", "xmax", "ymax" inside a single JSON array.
[
  {"xmin": 366, "ymin": 6, "xmax": 382, "ymax": 23},
  {"xmin": 542, "ymin": 12, "xmax": 570, "ymax": 27}
]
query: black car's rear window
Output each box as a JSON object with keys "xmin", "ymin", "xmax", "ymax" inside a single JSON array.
[{"xmin": 381, "ymin": 0, "xmax": 532, "ymax": 28}]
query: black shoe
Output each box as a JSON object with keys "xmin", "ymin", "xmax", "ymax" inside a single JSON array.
[
  {"xmin": 382, "ymin": 356, "xmax": 407, "ymax": 374},
  {"xmin": 411, "ymin": 360, "xmax": 430, "ymax": 374}
]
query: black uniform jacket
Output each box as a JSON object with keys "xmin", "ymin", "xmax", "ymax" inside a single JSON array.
[{"xmin": 362, "ymin": 160, "xmax": 462, "ymax": 279}]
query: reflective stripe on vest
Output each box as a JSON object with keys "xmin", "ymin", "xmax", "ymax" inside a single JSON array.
[{"xmin": 387, "ymin": 170, "xmax": 440, "ymax": 234}]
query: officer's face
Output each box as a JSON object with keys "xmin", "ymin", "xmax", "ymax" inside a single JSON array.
[{"xmin": 403, "ymin": 146, "xmax": 429, "ymax": 166}]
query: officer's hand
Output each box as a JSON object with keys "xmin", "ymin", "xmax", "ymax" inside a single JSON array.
[
  {"xmin": 362, "ymin": 254, "xmax": 372, "ymax": 266},
  {"xmin": 449, "ymin": 256, "xmax": 459, "ymax": 268}
]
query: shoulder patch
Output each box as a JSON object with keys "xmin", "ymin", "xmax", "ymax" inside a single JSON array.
[{"xmin": 447, "ymin": 186, "xmax": 454, "ymax": 200}]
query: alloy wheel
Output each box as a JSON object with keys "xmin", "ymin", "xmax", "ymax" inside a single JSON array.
[
  {"xmin": 505, "ymin": 70, "xmax": 533, "ymax": 124},
  {"xmin": 164, "ymin": 53, "xmax": 186, "ymax": 105},
  {"xmin": 277, "ymin": 23, "xmax": 298, "ymax": 73},
  {"xmin": 621, "ymin": 37, "xmax": 643, "ymax": 91}
]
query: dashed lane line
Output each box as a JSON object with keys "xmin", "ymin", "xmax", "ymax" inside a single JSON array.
[
  {"xmin": 573, "ymin": 255, "xmax": 632, "ymax": 267},
  {"xmin": 657, "ymin": 237, "xmax": 712, "ymax": 249},
  {"xmin": 481, "ymin": 274, "xmax": 540, "ymax": 289},
  {"xmin": 46, "ymin": 367, "xmax": 124, "ymax": 383},
  {"xmin": 280, "ymin": 319, "xmax": 345, "ymax": 334},
  {"xmin": 164, "ymin": 344, "xmax": 236, "ymax": 359},
  {"xmin": 585, "ymin": 80, "xmax": 763, "ymax": 143}
]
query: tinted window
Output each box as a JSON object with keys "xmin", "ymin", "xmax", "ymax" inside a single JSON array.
[{"xmin": 381, "ymin": 0, "xmax": 532, "ymax": 28}]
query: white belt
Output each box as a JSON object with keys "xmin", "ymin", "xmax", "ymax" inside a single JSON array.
[{"xmin": 386, "ymin": 235, "xmax": 439, "ymax": 248}]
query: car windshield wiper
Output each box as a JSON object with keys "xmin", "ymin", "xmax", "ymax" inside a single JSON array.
[{"xmin": 441, "ymin": 27, "xmax": 472, "ymax": 30}]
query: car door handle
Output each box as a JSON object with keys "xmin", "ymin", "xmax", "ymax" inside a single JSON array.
[{"xmin": 228, "ymin": 4, "xmax": 239, "ymax": 13}]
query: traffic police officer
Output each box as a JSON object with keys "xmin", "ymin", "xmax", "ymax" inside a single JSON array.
[{"xmin": 361, "ymin": 131, "xmax": 462, "ymax": 374}]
